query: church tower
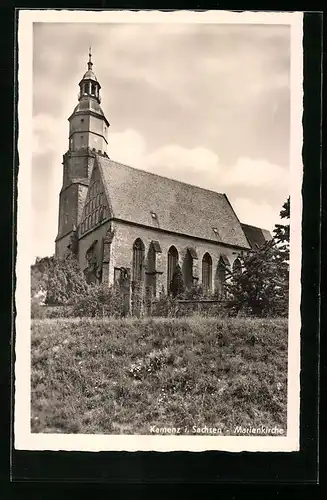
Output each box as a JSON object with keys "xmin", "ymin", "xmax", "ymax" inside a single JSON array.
[{"xmin": 55, "ymin": 49, "xmax": 110, "ymax": 258}]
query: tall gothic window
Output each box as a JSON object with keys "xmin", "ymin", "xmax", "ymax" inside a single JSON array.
[
  {"xmin": 167, "ymin": 246, "xmax": 179, "ymax": 291},
  {"xmin": 132, "ymin": 238, "xmax": 145, "ymax": 282},
  {"xmin": 182, "ymin": 249, "xmax": 195, "ymax": 289},
  {"xmin": 216, "ymin": 256, "xmax": 230, "ymax": 298},
  {"xmin": 146, "ymin": 242, "xmax": 157, "ymax": 297},
  {"xmin": 202, "ymin": 253, "xmax": 212, "ymax": 292}
]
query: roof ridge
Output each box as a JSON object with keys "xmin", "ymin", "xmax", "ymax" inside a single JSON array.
[{"xmin": 96, "ymin": 154, "xmax": 226, "ymax": 198}]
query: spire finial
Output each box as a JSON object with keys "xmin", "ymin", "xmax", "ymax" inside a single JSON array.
[{"xmin": 88, "ymin": 46, "xmax": 93, "ymax": 70}]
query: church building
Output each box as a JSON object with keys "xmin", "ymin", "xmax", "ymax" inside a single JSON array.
[{"xmin": 55, "ymin": 51, "xmax": 272, "ymax": 299}]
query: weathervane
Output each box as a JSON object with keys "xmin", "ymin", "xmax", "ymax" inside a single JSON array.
[{"xmin": 88, "ymin": 46, "xmax": 93, "ymax": 70}]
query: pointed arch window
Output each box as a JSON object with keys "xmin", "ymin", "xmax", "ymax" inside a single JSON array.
[
  {"xmin": 202, "ymin": 253, "xmax": 212, "ymax": 292},
  {"xmin": 216, "ymin": 255, "xmax": 230, "ymax": 298},
  {"xmin": 167, "ymin": 246, "xmax": 179, "ymax": 290},
  {"xmin": 146, "ymin": 241, "xmax": 161, "ymax": 298},
  {"xmin": 132, "ymin": 238, "xmax": 145, "ymax": 282},
  {"xmin": 182, "ymin": 248, "xmax": 197, "ymax": 289},
  {"xmin": 233, "ymin": 258, "xmax": 242, "ymax": 275}
]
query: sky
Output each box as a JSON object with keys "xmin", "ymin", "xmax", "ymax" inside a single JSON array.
[{"xmin": 31, "ymin": 21, "xmax": 291, "ymax": 260}]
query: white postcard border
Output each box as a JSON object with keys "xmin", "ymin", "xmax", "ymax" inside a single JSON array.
[{"xmin": 15, "ymin": 9, "xmax": 304, "ymax": 452}]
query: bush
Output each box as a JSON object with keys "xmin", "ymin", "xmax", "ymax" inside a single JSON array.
[
  {"xmin": 31, "ymin": 256, "xmax": 55, "ymax": 299},
  {"xmin": 169, "ymin": 264, "xmax": 185, "ymax": 298},
  {"xmin": 181, "ymin": 283, "xmax": 204, "ymax": 300},
  {"xmin": 43, "ymin": 305, "xmax": 74, "ymax": 319},
  {"xmin": 71, "ymin": 284, "xmax": 125, "ymax": 318},
  {"xmin": 46, "ymin": 254, "xmax": 89, "ymax": 305},
  {"xmin": 31, "ymin": 299, "xmax": 45, "ymax": 319},
  {"xmin": 151, "ymin": 291, "xmax": 227, "ymax": 318},
  {"xmin": 151, "ymin": 294, "xmax": 180, "ymax": 317}
]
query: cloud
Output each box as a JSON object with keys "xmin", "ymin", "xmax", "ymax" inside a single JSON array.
[
  {"xmin": 33, "ymin": 113, "xmax": 67, "ymax": 155},
  {"xmin": 230, "ymin": 197, "xmax": 281, "ymax": 231},
  {"xmin": 109, "ymin": 129, "xmax": 146, "ymax": 167},
  {"xmin": 224, "ymin": 157, "xmax": 289, "ymax": 189},
  {"xmin": 108, "ymin": 128, "xmax": 289, "ymax": 230}
]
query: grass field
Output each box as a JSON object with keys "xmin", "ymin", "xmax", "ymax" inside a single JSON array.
[{"xmin": 31, "ymin": 316, "xmax": 288, "ymax": 435}]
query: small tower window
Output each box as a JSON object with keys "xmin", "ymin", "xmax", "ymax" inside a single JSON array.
[
  {"xmin": 81, "ymin": 118, "xmax": 84, "ymax": 123},
  {"xmin": 91, "ymin": 84, "xmax": 96, "ymax": 95}
]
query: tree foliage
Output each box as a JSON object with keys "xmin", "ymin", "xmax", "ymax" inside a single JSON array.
[
  {"xmin": 225, "ymin": 197, "xmax": 290, "ymax": 317},
  {"xmin": 46, "ymin": 254, "xmax": 89, "ymax": 305},
  {"xmin": 273, "ymin": 196, "xmax": 290, "ymax": 260},
  {"xmin": 31, "ymin": 256, "xmax": 56, "ymax": 299},
  {"xmin": 169, "ymin": 264, "xmax": 185, "ymax": 298},
  {"xmin": 31, "ymin": 254, "xmax": 90, "ymax": 305}
]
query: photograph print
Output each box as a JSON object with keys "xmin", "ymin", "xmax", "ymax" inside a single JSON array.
[{"xmin": 15, "ymin": 10, "xmax": 303, "ymax": 452}]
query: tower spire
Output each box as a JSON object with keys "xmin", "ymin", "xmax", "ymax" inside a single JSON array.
[{"xmin": 88, "ymin": 46, "xmax": 93, "ymax": 70}]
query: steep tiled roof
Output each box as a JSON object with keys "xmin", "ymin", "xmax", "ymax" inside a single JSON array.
[
  {"xmin": 96, "ymin": 155, "xmax": 250, "ymax": 249},
  {"xmin": 241, "ymin": 223, "xmax": 272, "ymax": 249}
]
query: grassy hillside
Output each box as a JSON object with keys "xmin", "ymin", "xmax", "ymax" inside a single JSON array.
[{"xmin": 31, "ymin": 316, "xmax": 288, "ymax": 435}]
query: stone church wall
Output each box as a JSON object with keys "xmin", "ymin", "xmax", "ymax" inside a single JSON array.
[
  {"xmin": 63, "ymin": 151, "xmax": 96, "ymax": 186},
  {"xmin": 56, "ymin": 183, "xmax": 88, "ymax": 258},
  {"xmin": 78, "ymin": 220, "xmax": 112, "ymax": 280},
  {"xmin": 110, "ymin": 221, "xmax": 242, "ymax": 293},
  {"xmin": 55, "ymin": 232, "xmax": 72, "ymax": 259}
]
